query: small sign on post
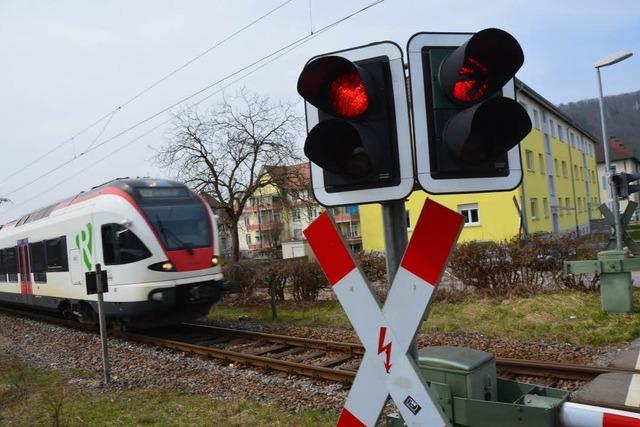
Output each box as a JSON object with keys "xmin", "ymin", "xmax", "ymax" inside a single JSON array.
[{"xmin": 85, "ymin": 264, "xmax": 110, "ymax": 385}]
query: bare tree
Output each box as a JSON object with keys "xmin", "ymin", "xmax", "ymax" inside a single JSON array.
[{"xmin": 154, "ymin": 89, "xmax": 304, "ymax": 262}]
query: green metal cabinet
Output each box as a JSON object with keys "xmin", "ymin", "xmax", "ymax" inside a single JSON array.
[{"xmin": 387, "ymin": 346, "xmax": 568, "ymax": 427}]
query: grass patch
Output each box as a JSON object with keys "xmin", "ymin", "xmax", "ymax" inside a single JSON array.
[
  {"xmin": 209, "ymin": 302, "xmax": 350, "ymax": 329},
  {"xmin": 0, "ymin": 361, "xmax": 335, "ymax": 426},
  {"xmin": 426, "ymin": 291, "xmax": 640, "ymax": 345},
  {"xmin": 212, "ymin": 290, "xmax": 640, "ymax": 346}
]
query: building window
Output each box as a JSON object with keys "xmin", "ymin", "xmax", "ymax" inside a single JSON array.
[
  {"xmin": 580, "ymin": 166, "xmax": 584, "ymax": 180},
  {"xmin": 557, "ymin": 125, "xmax": 564, "ymax": 141},
  {"xmin": 293, "ymin": 229, "xmax": 303, "ymax": 240},
  {"xmin": 307, "ymin": 206, "xmax": 317, "ymax": 219},
  {"xmin": 565, "ymin": 197, "xmax": 571, "ymax": 210},
  {"xmin": 292, "ymin": 208, "xmax": 301, "ymax": 221},
  {"xmin": 550, "ymin": 119, "xmax": 555, "ymax": 137},
  {"xmin": 562, "ymin": 161, "xmax": 568, "ymax": 178},
  {"xmin": 533, "ymin": 109, "xmax": 540, "ymax": 129},
  {"xmin": 458, "ymin": 203, "xmax": 480, "ymax": 226},
  {"xmin": 543, "ymin": 198, "xmax": 549, "ymax": 218},
  {"xmin": 245, "ymin": 234, "xmax": 252, "ymax": 245},
  {"xmin": 525, "ymin": 150, "xmax": 534, "ymax": 171},
  {"xmin": 243, "ymin": 215, "xmax": 250, "ymax": 226},
  {"xmin": 538, "ymin": 154, "xmax": 544, "ymax": 174},
  {"xmin": 574, "ymin": 165, "xmax": 578, "ymax": 179},
  {"xmin": 558, "ymin": 199, "xmax": 564, "ymax": 216},
  {"xmin": 530, "ymin": 198, "xmax": 539, "ymax": 220},
  {"xmin": 554, "ymin": 159, "xmax": 559, "ymax": 176}
]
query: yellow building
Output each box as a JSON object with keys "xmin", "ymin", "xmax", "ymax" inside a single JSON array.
[{"xmin": 360, "ymin": 81, "xmax": 601, "ymax": 250}]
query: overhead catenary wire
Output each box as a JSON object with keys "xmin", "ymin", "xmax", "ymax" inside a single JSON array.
[
  {"xmin": 0, "ymin": 0, "xmax": 295, "ymax": 187},
  {"xmin": 1, "ymin": 0, "xmax": 385, "ymax": 201}
]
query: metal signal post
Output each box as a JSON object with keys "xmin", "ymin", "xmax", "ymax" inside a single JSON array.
[{"xmin": 86, "ymin": 263, "xmax": 110, "ymax": 384}]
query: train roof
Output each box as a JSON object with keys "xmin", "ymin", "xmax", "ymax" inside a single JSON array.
[{"xmin": 1, "ymin": 178, "xmax": 191, "ymax": 230}]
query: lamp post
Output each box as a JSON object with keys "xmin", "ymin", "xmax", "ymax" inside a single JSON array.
[{"xmin": 595, "ymin": 50, "xmax": 633, "ymax": 250}]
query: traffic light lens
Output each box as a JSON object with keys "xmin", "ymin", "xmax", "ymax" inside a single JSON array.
[
  {"xmin": 329, "ymin": 71, "xmax": 369, "ymax": 118},
  {"xmin": 347, "ymin": 147, "xmax": 372, "ymax": 176},
  {"xmin": 453, "ymin": 57, "xmax": 489, "ymax": 103}
]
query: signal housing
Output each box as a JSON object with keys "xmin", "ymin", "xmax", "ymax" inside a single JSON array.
[
  {"xmin": 297, "ymin": 42, "xmax": 413, "ymax": 206},
  {"xmin": 408, "ymin": 29, "xmax": 532, "ymax": 194}
]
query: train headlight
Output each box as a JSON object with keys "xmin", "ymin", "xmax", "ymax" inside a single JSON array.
[
  {"xmin": 211, "ymin": 256, "xmax": 219, "ymax": 267},
  {"xmin": 148, "ymin": 261, "xmax": 175, "ymax": 272}
]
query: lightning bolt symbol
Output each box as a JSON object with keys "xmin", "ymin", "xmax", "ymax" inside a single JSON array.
[{"xmin": 377, "ymin": 326, "xmax": 393, "ymax": 373}]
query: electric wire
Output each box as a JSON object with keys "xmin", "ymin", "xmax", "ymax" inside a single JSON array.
[
  {"xmin": 0, "ymin": 0, "xmax": 385, "ymax": 217},
  {"xmin": 0, "ymin": 35, "xmax": 310, "ymax": 216},
  {"xmin": 0, "ymin": 0, "xmax": 295, "ymax": 187}
]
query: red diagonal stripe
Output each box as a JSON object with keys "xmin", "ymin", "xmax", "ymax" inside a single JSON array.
[
  {"xmin": 304, "ymin": 212, "xmax": 356, "ymax": 286},
  {"xmin": 400, "ymin": 198, "xmax": 464, "ymax": 285},
  {"xmin": 337, "ymin": 408, "xmax": 366, "ymax": 427},
  {"xmin": 604, "ymin": 412, "xmax": 640, "ymax": 427}
]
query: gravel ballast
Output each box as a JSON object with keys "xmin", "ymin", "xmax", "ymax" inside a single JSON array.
[{"xmin": 0, "ymin": 312, "xmax": 631, "ymax": 415}]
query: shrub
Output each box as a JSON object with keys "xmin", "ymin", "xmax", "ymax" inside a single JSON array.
[
  {"xmin": 356, "ymin": 251, "xmax": 388, "ymax": 285},
  {"xmin": 286, "ymin": 259, "xmax": 328, "ymax": 302},
  {"xmin": 222, "ymin": 261, "xmax": 264, "ymax": 298},
  {"xmin": 262, "ymin": 261, "xmax": 288, "ymax": 302},
  {"xmin": 449, "ymin": 233, "xmax": 600, "ymax": 298}
]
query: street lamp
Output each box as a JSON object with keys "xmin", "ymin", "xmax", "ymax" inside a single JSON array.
[{"xmin": 595, "ymin": 50, "xmax": 633, "ymax": 250}]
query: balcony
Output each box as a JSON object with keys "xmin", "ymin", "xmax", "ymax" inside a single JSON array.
[
  {"xmin": 246, "ymin": 222, "xmax": 283, "ymax": 231},
  {"xmin": 345, "ymin": 235, "xmax": 362, "ymax": 243},
  {"xmin": 244, "ymin": 202, "xmax": 283, "ymax": 213},
  {"xmin": 333, "ymin": 213, "xmax": 360, "ymax": 223},
  {"xmin": 248, "ymin": 242, "xmax": 273, "ymax": 250}
]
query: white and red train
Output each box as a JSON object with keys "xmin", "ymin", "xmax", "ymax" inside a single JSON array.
[{"xmin": 0, "ymin": 178, "xmax": 235, "ymax": 328}]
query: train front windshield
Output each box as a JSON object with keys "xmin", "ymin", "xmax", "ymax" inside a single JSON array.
[{"xmin": 137, "ymin": 187, "xmax": 212, "ymax": 251}]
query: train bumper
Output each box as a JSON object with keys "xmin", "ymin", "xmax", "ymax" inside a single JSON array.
[{"xmin": 148, "ymin": 279, "xmax": 237, "ymax": 305}]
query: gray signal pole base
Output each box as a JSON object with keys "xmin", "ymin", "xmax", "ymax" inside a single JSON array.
[{"xmin": 381, "ymin": 200, "xmax": 416, "ymax": 358}]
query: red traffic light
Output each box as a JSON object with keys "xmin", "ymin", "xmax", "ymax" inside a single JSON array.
[
  {"xmin": 329, "ymin": 71, "xmax": 369, "ymax": 118},
  {"xmin": 452, "ymin": 57, "xmax": 489, "ymax": 103},
  {"xmin": 440, "ymin": 28, "xmax": 524, "ymax": 105},
  {"xmin": 297, "ymin": 56, "xmax": 372, "ymax": 118}
]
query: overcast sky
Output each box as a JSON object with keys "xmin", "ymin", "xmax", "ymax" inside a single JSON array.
[{"xmin": 1, "ymin": 0, "xmax": 638, "ymax": 223}]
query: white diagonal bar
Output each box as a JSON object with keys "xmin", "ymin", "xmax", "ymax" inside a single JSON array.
[{"xmin": 305, "ymin": 200, "xmax": 462, "ymax": 427}]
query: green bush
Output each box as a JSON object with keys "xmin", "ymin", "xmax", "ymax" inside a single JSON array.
[{"xmin": 449, "ymin": 233, "xmax": 600, "ymax": 297}]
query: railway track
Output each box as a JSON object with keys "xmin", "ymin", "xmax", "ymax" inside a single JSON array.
[{"xmin": 1, "ymin": 304, "xmax": 638, "ymax": 392}]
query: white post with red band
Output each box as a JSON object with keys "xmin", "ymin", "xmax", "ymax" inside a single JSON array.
[
  {"xmin": 304, "ymin": 199, "xmax": 464, "ymax": 427},
  {"xmin": 560, "ymin": 402, "xmax": 640, "ymax": 427}
]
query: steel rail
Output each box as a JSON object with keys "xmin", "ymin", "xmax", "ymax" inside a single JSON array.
[
  {"xmin": 121, "ymin": 330, "xmax": 356, "ymax": 383},
  {"xmin": 1, "ymin": 304, "xmax": 638, "ymax": 389}
]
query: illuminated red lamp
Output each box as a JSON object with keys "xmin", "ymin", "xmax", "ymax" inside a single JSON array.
[
  {"xmin": 329, "ymin": 71, "xmax": 369, "ymax": 118},
  {"xmin": 453, "ymin": 57, "xmax": 489, "ymax": 103}
]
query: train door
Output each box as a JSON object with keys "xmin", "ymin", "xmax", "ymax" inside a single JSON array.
[
  {"xmin": 17, "ymin": 239, "xmax": 33, "ymax": 299},
  {"xmin": 69, "ymin": 249, "xmax": 83, "ymax": 286}
]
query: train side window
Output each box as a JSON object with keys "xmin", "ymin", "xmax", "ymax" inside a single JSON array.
[
  {"xmin": 5, "ymin": 247, "xmax": 17, "ymax": 282},
  {"xmin": 0, "ymin": 249, "xmax": 6, "ymax": 282},
  {"xmin": 101, "ymin": 224, "xmax": 151, "ymax": 265},
  {"xmin": 29, "ymin": 241, "xmax": 47, "ymax": 283},
  {"xmin": 46, "ymin": 237, "xmax": 68, "ymax": 271}
]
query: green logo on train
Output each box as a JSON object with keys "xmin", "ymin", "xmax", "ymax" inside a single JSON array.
[{"xmin": 75, "ymin": 223, "xmax": 93, "ymax": 271}]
